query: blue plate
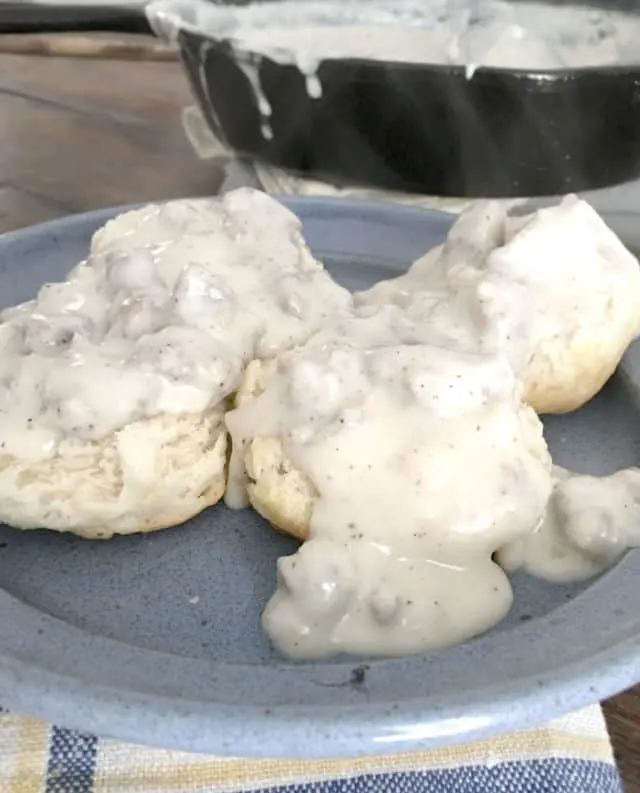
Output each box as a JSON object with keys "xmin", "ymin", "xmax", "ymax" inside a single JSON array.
[{"xmin": 0, "ymin": 197, "xmax": 638, "ymax": 757}]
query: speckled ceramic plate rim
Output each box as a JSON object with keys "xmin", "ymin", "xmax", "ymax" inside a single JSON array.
[{"xmin": 0, "ymin": 198, "xmax": 638, "ymax": 758}]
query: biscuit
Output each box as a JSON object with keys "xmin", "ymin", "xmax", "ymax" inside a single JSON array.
[
  {"xmin": 0, "ymin": 410, "xmax": 226, "ymax": 539},
  {"xmin": 356, "ymin": 197, "xmax": 640, "ymax": 415}
]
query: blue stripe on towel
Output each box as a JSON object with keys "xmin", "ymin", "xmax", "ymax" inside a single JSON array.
[
  {"xmin": 45, "ymin": 726, "xmax": 98, "ymax": 793},
  {"xmin": 248, "ymin": 758, "xmax": 622, "ymax": 793}
]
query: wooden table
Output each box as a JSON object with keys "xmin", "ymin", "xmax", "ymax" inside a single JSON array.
[
  {"xmin": 0, "ymin": 46, "xmax": 223, "ymax": 232},
  {"xmin": 0, "ymin": 45, "xmax": 639, "ymax": 792}
]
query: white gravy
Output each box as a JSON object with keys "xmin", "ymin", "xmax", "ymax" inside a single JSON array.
[
  {"xmin": 148, "ymin": 0, "xmax": 640, "ymax": 137},
  {"xmin": 226, "ymin": 322, "xmax": 552, "ymax": 659},
  {"xmin": 152, "ymin": 0, "xmax": 640, "ymax": 70},
  {"xmin": 498, "ymin": 465, "xmax": 640, "ymax": 583},
  {"xmin": 356, "ymin": 195, "xmax": 640, "ymax": 388},
  {"xmin": 0, "ymin": 188, "xmax": 351, "ymax": 459}
]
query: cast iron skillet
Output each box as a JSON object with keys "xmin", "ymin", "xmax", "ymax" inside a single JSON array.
[
  {"xmin": 177, "ymin": 26, "xmax": 640, "ymax": 198},
  {"xmin": 8, "ymin": 2, "xmax": 640, "ymax": 197}
]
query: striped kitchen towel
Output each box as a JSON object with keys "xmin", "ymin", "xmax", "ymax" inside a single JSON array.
[{"xmin": 0, "ymin": 704, "xmax": 623, "ymax": 792}]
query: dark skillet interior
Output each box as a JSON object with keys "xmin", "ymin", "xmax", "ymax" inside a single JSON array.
[{"xmin": 178, "ymin": 27, "xmax": 640, "ymax": 198}]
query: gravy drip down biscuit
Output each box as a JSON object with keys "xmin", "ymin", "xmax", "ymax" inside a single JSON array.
[{"xmin": 226, "ymin": 323, "xmax": 553, "ymax": 659}]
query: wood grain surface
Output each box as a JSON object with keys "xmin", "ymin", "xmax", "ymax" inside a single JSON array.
[
  {"xmin": 0, "ymin": 31, "xmax": 177, "ymax": 60},
  {"xmin": 0, "ymin": 49, "xmax": 222, "ymax": 233},
  {"xmin": 0, "ymin": 44, "xmax": 638, "ymax": 792}
]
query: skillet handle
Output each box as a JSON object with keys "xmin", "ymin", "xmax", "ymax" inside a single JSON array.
[{"xmin": 0, "ymin": 3, "xmax": 153, "ymax": 35}]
